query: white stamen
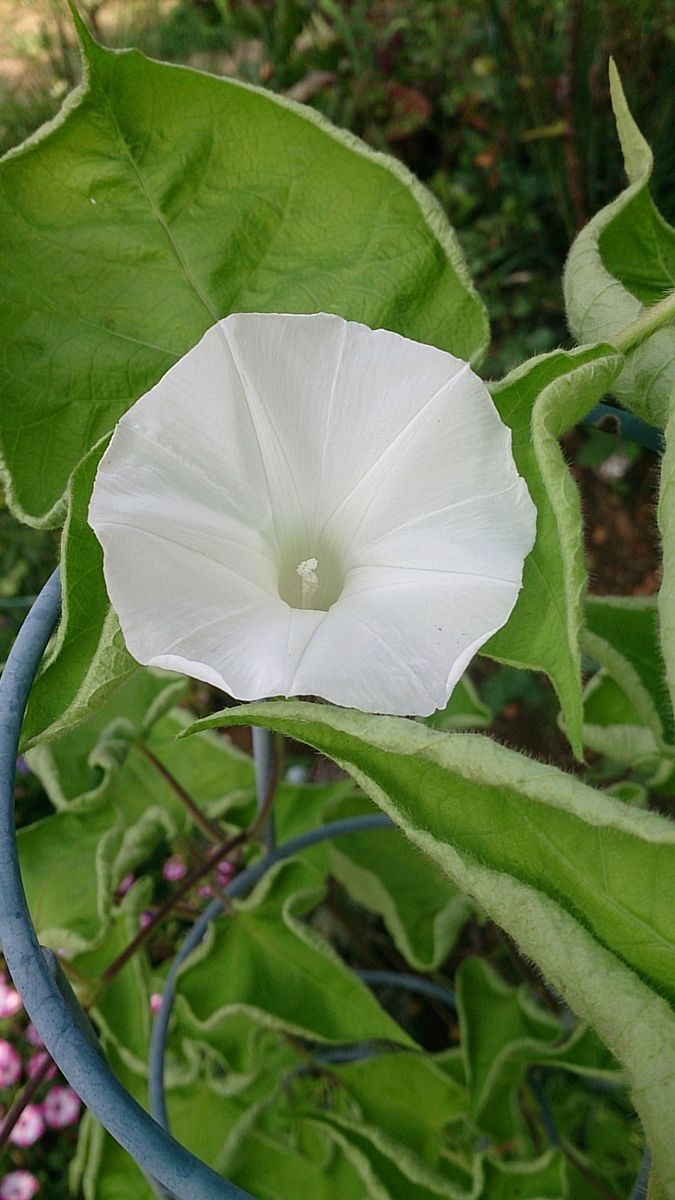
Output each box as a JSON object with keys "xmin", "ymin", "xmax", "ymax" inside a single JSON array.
[{"xmin": 296, "ymin": 557, "xmax": 319, "ymax": 608}]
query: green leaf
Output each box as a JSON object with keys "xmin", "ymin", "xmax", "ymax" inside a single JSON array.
[
  {"xmin": 329, "ymin": 1051, "xmax": 468, "ymax": 1164},
  {"xmin": 485, "ymin": 345, "xmax": 622, "ymax": 756},
  {"xmin": 0, "ymin": 24, "xmax": 487, "ymax": 528},
  {"xmin": 175, "ymin": 857, "xmax": 414, "ymax": 1052},
  {"xmin": 579, "ymin": 595, "xmax": 675, "ymax": 787},
  {"xmin": 564, "ymin": 62, "xmax": 675, "ymax": 428},
  {"xmin": 308, "ymin": 1109, "xmax": 570, "ymax": 1199},
  {"xmin": 456, "ymin": 957, "xmax": 620, "ymax": 1144},
  {"xmin": 581, "ymin": 669, "xmax": 667, "ymax": 783},
  {"xmin": 225, "ymin": 1126, "xmax": 367, "ymax": 1200},
  {"xmin": 28, "ymin": 669, "xmax": 254, "ymax": 838},
  {"xmin": 20, "ymin": 439, "xmax": 137, "ymax": 750},
  {"xmin": 325, "ymin": 792, "xmax": 472, "ymax": 970},
  {"xmin": 659, "ymin": 409, "xmax": 675, "ymax": 726},
  {"xmin": 102, "ymin": 706, "xmax": 254, "ymax": 852},
  {"xmin": 26, "ymin": 667, "xmax": 185, "ymax": 806},
  {"xmin": 17, "ymin": 798, "xmax": 123, "ymax": 954},
  {"xmin": 75, "ymin": 1042, "xmax": 257, "ymax": 1200},
  {"xmin": 73, "ymin": 879, "xmax": 153, "ymax": 1069},
  {"xmin": 585, "ymin": 596, "xmax": 674, "ymax": 743},
  {"xmin": 478, "ymin": 1152, "xmax": 568, "ymax": 1200},
  {"xmin": 304, "ymin": 1110, "xmax": 465, "ymax": 1200},
  {"xmin": 193, "ymin": 701, "xmax": 675, "ymax": 1195}
]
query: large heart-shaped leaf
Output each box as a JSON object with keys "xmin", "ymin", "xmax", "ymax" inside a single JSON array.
[
  {"xmin": 190, "ymin": 701, "xmax": 675, "ymax": 1196},
  {"xmin": 0, "ymin": 16, "xmax": 487, "ymax": 528}
]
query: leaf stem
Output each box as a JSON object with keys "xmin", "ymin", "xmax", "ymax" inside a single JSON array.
[
  {"xmin": 612, "ymin": 289, "xmax": 675, "ymax": 354},
  {"xmin": 138, "ymin": 744, "xmax": 224, "ymax": 843}
]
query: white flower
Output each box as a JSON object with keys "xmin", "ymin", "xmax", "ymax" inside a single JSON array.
[{"xmin": 89, "ymin": 313, "xmax": 535, "ymax": 717}]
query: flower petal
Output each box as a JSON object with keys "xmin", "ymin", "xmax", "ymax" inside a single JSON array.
[
  {"xmin": 220, "ymin": 312, "xmax": 472, "ymax": 531},
  {"xmin": 289, "ymin": 571, "xmax": 521, "ymax": 716}
]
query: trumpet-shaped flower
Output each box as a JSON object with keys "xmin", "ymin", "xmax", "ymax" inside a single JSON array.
[{"xmin": 90, "ymin": 313, "xmax": 536, "ymax": 716}]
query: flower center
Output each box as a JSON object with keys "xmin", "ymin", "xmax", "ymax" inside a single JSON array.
[
  {"xmin": 296, "ymin": 557, "xmax": 319, "ymax": 607},
  {"xmin": 277, "ymin": 538, "xmax": 345, "ymax": 611}
]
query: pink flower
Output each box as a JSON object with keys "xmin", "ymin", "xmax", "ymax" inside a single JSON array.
[
  {"xmin": 0, "ymin": 1171, "xmax": 40, "ymax": 1200},
  {"xmin": 149, "ymin": 994, "xmax": 162, "ymax": 1015},
  {"xmin": 115, "ymin": 872, "xmax": 135, "ymax": 898},
  {"xmin": 216, "ymin": 860, "xmax": 235, "ymax": 886},
  {"xmin": 26, "ymin": 1053, "xmax": 56, "ymax": 1082},
  {"xmin": 198, "ymin": 884, "xmax": 214, "ymax": 899},
  {"xmin": 42, "ymin": 1086, "xmax": 81, "ymax": 1130},
  {"xmin": 8, "ymin": 1104, "xmax": 44, "ymax": 1147},
  {"xmin": 24, "ymin": 1025, "xmax": 42, "ymax": 1049},
  {"xmin": 0, "ymin": 1040, "xmax": 21, "ymax": 1087},
  {"xmin": 162, "ymin": 855, "xmax": 187, "ymax": 883},
  {"xmin": 0, "ymin": 982, "xmax": 22, "ymax": 1019},
  {"xmin": 139, "ymin": 911, "xmax": 153, "ymax": 930}
]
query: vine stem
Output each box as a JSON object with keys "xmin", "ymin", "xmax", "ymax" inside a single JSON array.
[
  {"xmin": 138, "ymin": 743, "xmax": 224, "ymax": 842},
  {"xmin": 92, "ymin": 828, "xmax": 248, "ymax": 995},
  {"xmin": 612, "ymin": 289, "xmax": 675, "ymax": 354}
]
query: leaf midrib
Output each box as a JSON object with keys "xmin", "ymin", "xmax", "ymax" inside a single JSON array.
[{"xmin": 90, "ymin": 51, "xmax": 220, "ymax": 327}]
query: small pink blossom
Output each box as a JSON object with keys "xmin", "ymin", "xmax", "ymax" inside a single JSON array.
[
  {"xmin": 24, "ymin": 1025, "xmax": 42, "ymax": 1049},
  {"xmin": 0, "ymin": 1170, "xmax": 40, "ymax": 1200},
  {"xmin": 115, "ymin": 872, "xmax": 135, "ymax": 898},
  {"xmin": 149, "ymin": 993, "xmax": 162, "ymax": 1015},
  {"xmin": 139, "ymin": 911, "xmax": 153, "ymax": 930},
  {"xmin": 42, "ymin": 1086, "xmax": 81, "ymax": 1130},
  {"xmin": 26, "ymin": 1053, "xmax": 56, "ymax": 1082},
  {"xmin": 0, "ymin": 982, "xmax": 22, "ymax": 1019},
  {"xmin": 162, "ymin": 855, "xmax": 187, "ymax": 883},
  {"xmin": 8, "ymin": 1104, "xmax": 44, "ymax": 1147},
  {"xmin": 198, "ymin": 884, "xmax": 214, "ymax": 899},
  {"xmin": 216, "ymin": 860, "xmax": 235, "ymax": 886},
  {"xmin": 0, "ymin": 1040, "xmax": 21, "ymax": 1087}
]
